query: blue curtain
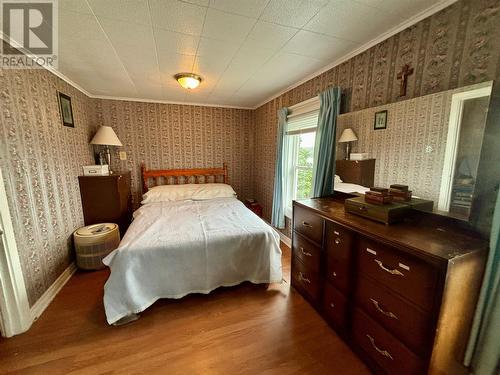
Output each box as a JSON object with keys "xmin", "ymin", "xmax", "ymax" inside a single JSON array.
[
  {"xmin": 312, "ymin": 87, "xmax": 341, "ymax": 197},
  {"xmin": 464, "ymin": 190, "xmax": 500, "ymax": 375},
  {"xmin": 271, "ymin": 107, "xmax": 289, "ymax": 229}
]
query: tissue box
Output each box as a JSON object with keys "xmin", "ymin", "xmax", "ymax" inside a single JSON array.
[
  {"xmin": 350, "ymin": 153, "xmax": 369, "ymax": 160},
  {"xmin": 82, "ymin": 165, "xmax": 109, "ymax": 176}
]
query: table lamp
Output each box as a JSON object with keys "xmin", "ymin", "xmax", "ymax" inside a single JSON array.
[
  {"xmin": 90, "ymin": 126, "xmax": 122, "ymax": 173},
  {"xmin": 338, "ymin": 128, "xmax": 358, "ymax": 160}
]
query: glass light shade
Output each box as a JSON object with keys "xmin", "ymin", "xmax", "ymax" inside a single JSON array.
[
  {"xmin": 175, "ymin": 73, "xmax": 202, "ymax": 89},
  {"xmin": 338, "ymin": 128, "xmax": 358, "ymax": 143}
]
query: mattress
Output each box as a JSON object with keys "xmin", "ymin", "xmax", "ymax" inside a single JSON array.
[
  {"xmin": 334, "ymin": 181, "xmax": 370, "ymax": 194},
  {"xmin": 102, "ymin": 197, "xmax": 282, "ymax": 324}
]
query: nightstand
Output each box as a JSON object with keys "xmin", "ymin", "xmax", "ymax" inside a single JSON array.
[
  {"xmin": 244, "ymin": 200, "xmax": 263, "ymax": 218},
  {"xmin": 78, "ymin": 172, "xmax": 132, "ymax": 236}
]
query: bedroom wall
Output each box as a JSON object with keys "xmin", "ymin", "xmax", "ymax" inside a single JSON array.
[
  {"xmin": 253, "ymin": 0, "xmax": 500, "ymax": 230},
  {"xmin": 0, "ymin": 68, "xmax": 97, "ymax": 306},
  {"xmin": 95, "ymin": 100, "xmax": 254, "ymax": 207}
]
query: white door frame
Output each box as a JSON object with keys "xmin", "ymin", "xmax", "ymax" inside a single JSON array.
[
  {"xmin": 0, "ymin": 168, "xmax": 32, "ymax": 337},
  {"xmin": 437, "ymin": 85, "xmax": 493, "ymax": 212}
]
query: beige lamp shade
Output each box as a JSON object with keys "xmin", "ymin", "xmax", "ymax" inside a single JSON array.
[
  {"xmin": 338, "ymin": 128, "xmax": 358, "ymax": 143},
  {"xmin": 90, "ymin": 126, "xmax": 122, "ymax": 146}
]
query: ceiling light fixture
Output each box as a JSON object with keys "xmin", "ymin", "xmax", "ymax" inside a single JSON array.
[{"xmin": 174, "ymin": 73, "xmax": 202, "ymax": 89}]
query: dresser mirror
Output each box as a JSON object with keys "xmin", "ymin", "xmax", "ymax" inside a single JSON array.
[{"xmin": 336, "ymin": 80, "xmax": 499, "ymax": 236}]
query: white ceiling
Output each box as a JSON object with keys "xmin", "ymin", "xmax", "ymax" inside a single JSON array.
[{"xmin": 48, "ymin": 0, "xmax": 449, "ymax": 108}]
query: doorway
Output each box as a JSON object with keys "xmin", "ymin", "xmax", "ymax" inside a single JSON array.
[{"xmin": 0, "ymin": 168, "xmax": 32, "ymax": 337}]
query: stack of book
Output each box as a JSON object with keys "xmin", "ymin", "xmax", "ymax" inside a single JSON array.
[
  {"xmin": 365, "ymin": 187, "xmax": 393, "ymax": 205},
  {"xmin": 451, "ymin": 184, "xmax": 474, "ymax": 211},
  {"xmin": 389, "ymin": 184, "xmax": 412, "ymax": 202}
]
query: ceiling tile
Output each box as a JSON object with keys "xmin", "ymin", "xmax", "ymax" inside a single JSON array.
[
  {"xmin": 304, "ymin": 0, "xmax": 390, "ymax": 42},
  {"xmin": 58, "ymin": 0, "xmax": 93, "ymax": 14},
  {"xmin": 202, "ymin": 8, "xmax": 256, "ymax": 42},
  {"xmin": 150, "ymin": 0, "xmax": 206, "ymax": 36},
  {"xmin": 158, "ymin": 53, "xmax": 196, "ymax": 76},
  {"xmin": 88, "ymin": 0, "xmax": 151, "ymax": 26},
  {"xmin": 260, "ymin": 0, "xmax": 329, "ymax": 28},
  {"xmin": 210, "ymin": 0, "xmax": 270, "ymax": 18},
  {"xmin": 244, "ymin": 21, "xmax": 297, "ymax": 50},
  {"xmin": 153, "ymin": 28, "xmax": 199, "ymax": 56},
  {"xmin": 282, "ymin": 30, "xmax": 356, "ymax": 61}
]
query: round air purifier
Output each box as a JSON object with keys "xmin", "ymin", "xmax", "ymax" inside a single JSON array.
[{"xmin": 73, "ymin": 223, "xmax": 120, "ymax": 270}]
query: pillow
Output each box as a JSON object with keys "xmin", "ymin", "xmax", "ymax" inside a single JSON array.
[
  {"xmin": 335, "ymin": 174, "xmax": 343, "ymax": 184},
  {"xmin": 142, "ymin": 183, "xmax": 236, "ymax": 204}
]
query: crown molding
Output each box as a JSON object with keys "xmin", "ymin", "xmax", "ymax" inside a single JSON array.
[
  {"xmin": 251, "ymin": 0, "xmax": 459, "ymax": 110},
  {"xmin": 90, "ymin": 94, "xmax": 253, "ymax": 110},
  {"xmin": 1, "ymin": 0, "xmax": 457, "ymax": 111}
]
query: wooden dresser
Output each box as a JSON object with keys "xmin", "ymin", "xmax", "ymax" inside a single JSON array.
[
  {"xmin": 78, "ymin": 172, "xmax": 132, "ymax": 236},
  {"xmin": 291, "ymin": 196, "xmax": 487, "ymax": 375},
  {"xmin": 336, "ymin": 159, "xmax": 375, "ymax": 187}
]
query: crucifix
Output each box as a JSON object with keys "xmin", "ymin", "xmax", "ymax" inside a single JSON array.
[{"xmin": 396, "ymin": 64, "xmax": 414, "ymax": 97}]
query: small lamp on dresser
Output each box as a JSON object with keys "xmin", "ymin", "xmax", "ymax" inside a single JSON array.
[
  {"xmin": 90, "ymin": 126, "xmax": 123, "ymax": 174},
  {"xmin": 338, "ymin": 128, "xmax": 358, "ymax": 160}
]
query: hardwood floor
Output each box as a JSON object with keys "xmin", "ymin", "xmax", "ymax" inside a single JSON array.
[{"xmin": 0, "ymin": 244, "xmax": 370, "ymax": 375}]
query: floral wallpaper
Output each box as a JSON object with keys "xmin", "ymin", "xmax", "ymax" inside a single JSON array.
[
  {"xmin": 0, "ymin": 68, "xmax": 96, "ymax": 305},
  {"xmin": 95, "ymin": 100, "xmax": 254, "ymax": 207},
  {"xmin": 253, "ymin": 0, "xmax": 500, "ymax": 229}
]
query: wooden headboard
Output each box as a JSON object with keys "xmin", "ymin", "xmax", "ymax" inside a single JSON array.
[{"xmin": 141, "ymin": 163, "xmax": 228, "ymax": 193}]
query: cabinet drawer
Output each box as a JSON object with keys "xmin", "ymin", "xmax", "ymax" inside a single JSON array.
[
  {"xmin": 356, "ymin": 275, "xmax": 432, "ymax": 357},
  {"xmin": 357, "ymin": 238, "xmax": 438, "ymax": 312},
  {"xmin": 325, "ymin": 222, "xmax": 353, "ymax": 293},
  {"xmin": 291, "ymin": 257, "xmax": 320, "ymax": 302},
  {"xmin": 322, "ymin": 282, "xmax": 347, "ymax": 329},
  {"xmin": 293, "ymin": 206, "xmax": 323, "ymax": 244},
  {"xmin": 352, "ymin": 308, "xmax": 425, "ymax": 375},
  {"xmin": 293, "ymin": 232, "xmax": 321, "ymax": 272}
]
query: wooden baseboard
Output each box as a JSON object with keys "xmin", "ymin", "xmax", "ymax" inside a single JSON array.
[
  {"xmin": 31, "ymin": 263, "xmax": 77, "ymax": 321},
  {"xmin": 278, "ymin": 230, "xmax": 292, "ymax": 248}
]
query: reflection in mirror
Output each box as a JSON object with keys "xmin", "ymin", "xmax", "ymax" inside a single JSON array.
[
  {"xmin": 438, "ymin": 86, "xmax": 492, "ymax": 221},
  {"xmin": 335, "ymin": 80, "xmax": 496, "ymax": 233}
]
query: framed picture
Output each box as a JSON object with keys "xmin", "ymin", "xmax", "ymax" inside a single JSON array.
[
  {"xmin": 374, "ymin": 110, "xmax": 387, "ymax": 130},
  {"xmin": 58, "ymin": 92, "xmax": 74, "ymax": 127}
]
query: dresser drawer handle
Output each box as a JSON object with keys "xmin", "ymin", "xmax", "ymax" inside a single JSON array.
[
  {"xmin": 330, "ymin": 303, "xmax": 335, "ymax": 308},
  {"xmin": 366, "ymin": 334, "xmax": 393, "ymax": 360},
  {"xmin": 334, "ymin": 238, "xmax": 341, "ymax": 245},
  {"xmin": 302, "ymin": 221, "xmax": 313, "ymax": 228},
  {"xmin": 300, "ymin": 247, "xmax": 313, "ymax": 257},
  {"xmin": 370, "ymin": 298, "xmax": 398, "ymax": 320},
  {"xmin": 374, "ymin": 259, "xmax": 404, "ymax": 276},
  {"xmin": 298, "ymin": 272, "xmax": 311, "ymax": 284}
]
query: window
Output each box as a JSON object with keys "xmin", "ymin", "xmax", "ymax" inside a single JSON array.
[{"xmin": 284, "ymin": 99, "xmax": 319, "ymax": 217}]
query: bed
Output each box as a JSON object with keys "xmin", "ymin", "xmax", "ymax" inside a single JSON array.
[
  {"xmin": 102, "ymin": 164, "xmax": 282, "ymax": 325},
  {"xmin": 334, "ymin": 159, "xmax": 372, "ymax": 194}
]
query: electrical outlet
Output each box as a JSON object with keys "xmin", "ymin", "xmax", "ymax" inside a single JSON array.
[{"xmin": 119, "ymin": 151, "xmax": 127, "ymax": 160}]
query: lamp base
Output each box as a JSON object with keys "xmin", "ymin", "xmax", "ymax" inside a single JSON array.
[
  {"xmin": 345, "ymin": 142, "xmax": 351, "ymax": 160},
  {"xmin": 104, "ymin": 146, "xmax": 113, "ymax": 174}
]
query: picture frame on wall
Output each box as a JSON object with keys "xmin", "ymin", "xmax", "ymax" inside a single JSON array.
[
  {"xmin": 58, "ymin": 92, "xmax": 74, "ymax": 128},
  {"xmin": 374, "ymin": 110, "xmax": 387, "ymax": 130}
]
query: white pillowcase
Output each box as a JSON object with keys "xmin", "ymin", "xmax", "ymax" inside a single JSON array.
[
  {"xmin": 142, "ymin": 183, "xmax": 237, "ymax": 204},
  {"xmin": 335, "ymin": 174, "xmax": 343, "ymax": 184}
]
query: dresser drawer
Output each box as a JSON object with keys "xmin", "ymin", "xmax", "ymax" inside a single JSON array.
[
  {"xmin": 325, "ymin": 222, "xmax": 353, "ymax": 293},
  {"xmin": 293, "ymin": 232, "xmax": 321, "ymax": 272},
  {"xmin": 322, "ymin": 282, "xmax": 347, "ymax": 329},
  {"xmin": 356, "ymin": 275, "xmax": 432, "ymax": 357},
  {"xmin": 352, "ymin": 308, "xmax": 425, "ymax": 375},
  {"xmin": 291, "ymin": 257, "xmax": 320, "ymax": 302},
  {"xmin": 293, "ymin": 206, "xmax": 323, "ymax": 244},
  {"xmin": 357, "ymin": 238, "xmax": 438, "ymax": 312}
]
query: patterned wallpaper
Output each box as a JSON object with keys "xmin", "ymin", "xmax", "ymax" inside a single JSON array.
[
  {"xmin": 0, "ymin": 69, "xmax": 96, "ymax": 306},
  {"xmin": 336, "ymin": 81, "xmax": 491, "ymax": 205},
  {"xmin": 253, "ymin": 0, "xmax": 500, "ymax": 225},
  {"xmin": 95, "ymin": 100, "xmax": 254, "ymax": 207}
]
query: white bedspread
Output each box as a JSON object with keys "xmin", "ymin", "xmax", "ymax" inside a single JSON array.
[
  {"xmin": 334, "ymin": 182, "xmax": 370, "ymax": 194},
  {"xmin": 102, "ymin": 197, "xmax": 282, "ymax": 324}
]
